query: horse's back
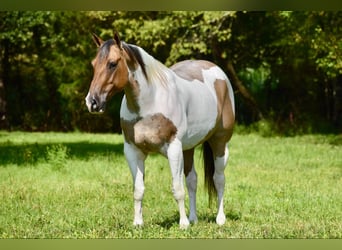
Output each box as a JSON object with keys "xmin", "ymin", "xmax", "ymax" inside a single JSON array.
[{"xmin": 170, "ymin": 60, "xmax": 217, "ymax": 83}]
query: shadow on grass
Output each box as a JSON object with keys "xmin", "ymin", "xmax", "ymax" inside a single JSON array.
[
  {"xmin": 156, "ymin": 209, "xmax": 241, "ymax": 229},
  {"xmin": 0, "ymin": 141, "xmax": 124, "ymax": 166},
  {"xmin": 156, "ymin": 213, "xmax": 180, "ymax": 229}
]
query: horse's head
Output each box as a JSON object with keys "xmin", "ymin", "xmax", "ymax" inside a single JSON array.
[{"xmin": 85, "ymin": 33, "xmax": 129, "ymax": 113}]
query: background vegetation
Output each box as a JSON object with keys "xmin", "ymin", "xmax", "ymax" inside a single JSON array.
[{"xmin": 1, "ymin": 11, "xmax": 341, "ymax": 134}]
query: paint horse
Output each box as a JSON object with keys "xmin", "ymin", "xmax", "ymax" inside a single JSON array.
[{"xmin": 85, "ymin": 33, "xmax": 235, "ymax": 229}]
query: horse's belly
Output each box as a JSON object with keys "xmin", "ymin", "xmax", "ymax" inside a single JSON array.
[
  {"xmin": 180, "ymin": 85, "xmax": 218, "ymax": 150},
  {"xmin": 181, "ymin": 105, "xmax": 217, "ymax": 150},
  {"xmin": 181, "ymin": 123, "xmax": 215, "ymax": 150}
]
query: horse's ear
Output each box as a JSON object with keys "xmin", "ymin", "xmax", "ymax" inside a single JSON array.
[
  {"xmin": 114, "ymin": 32, "xmax": 122, "ymax": 49},
  {"xmin": 92, "ymin": 33, "xmax": 103, "ymax": 48}
]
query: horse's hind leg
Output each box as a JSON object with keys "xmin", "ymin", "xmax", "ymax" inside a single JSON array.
[
  {"xmin": 213, "ymin": 145, "xmax": 229, "ymax": 225},
  {"xmin": 184, "ymin": 148, "xmax": 198, "ymax": 223},
  {"xmin": 208, "ymin": 139, "xmax": 230, "ymax": 225}
]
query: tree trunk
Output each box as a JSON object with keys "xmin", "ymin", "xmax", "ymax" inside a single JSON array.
[
  {"xmin": 0, "ymin": 39, "xmax": 9, "ymax": 129},
  {"xmin": 225, "ymin": 61, "xmax": 264, "ymax": 120},
  {"xmin": 0, "ymin": 78, "xmax": 6, "ymax": 123}
]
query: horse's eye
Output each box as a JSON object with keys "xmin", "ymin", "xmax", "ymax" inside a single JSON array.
[{"xmin": 108, "ymin": 61, "xmax": 117, "ymax": 70}]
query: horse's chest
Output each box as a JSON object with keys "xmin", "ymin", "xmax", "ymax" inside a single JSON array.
[{"xmin": 121, "ymin": 113, "xmax": 177, "ymax": 153}]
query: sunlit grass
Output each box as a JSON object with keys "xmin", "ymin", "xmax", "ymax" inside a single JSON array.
[{"xmin": 0, "ymin": 131, "xmax": 341, "ymax": 238}]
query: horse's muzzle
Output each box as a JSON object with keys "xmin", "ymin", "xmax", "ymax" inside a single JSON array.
[{"xmin": 85, "ymin": 93, "xmax": 106, "ymax": 113}]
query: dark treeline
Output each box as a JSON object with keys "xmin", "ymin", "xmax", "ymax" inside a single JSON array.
[{"xmin": 0, "ymin": 11, "xmax": 341, "ymax": 134}]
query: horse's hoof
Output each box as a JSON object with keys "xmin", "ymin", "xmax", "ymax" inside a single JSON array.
[
  {"xmin": 189, "ymin": 215, "xmax": 198, "ymax": 224},
  {"xmin": 216, "ymin": 214, "xmax": 226, "ymax": 226},
  {"xmin": 133, "ymin": 220, "xmax": 144, "ymax": 227},
  {"xmin": 179, "ymin": 218, "xmax": 190, "ymax": 229}
]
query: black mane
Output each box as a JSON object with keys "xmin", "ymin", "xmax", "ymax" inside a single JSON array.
[{"xmin": 122, "ymin": 42, "xmax": 148, "ymax": 80}]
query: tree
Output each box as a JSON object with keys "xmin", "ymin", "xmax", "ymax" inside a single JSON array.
[
  {"xmin": 260, "ymin": 11, "xmax": 342, "ymax": 132},
  {"xmin": 1, "ymin": 11, "xmax": 341, "ymax": 133}
]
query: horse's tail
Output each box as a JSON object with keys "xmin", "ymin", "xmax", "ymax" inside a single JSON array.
[{"xmin": 202, "ymin": 141, "xmax": 216, "ymax": 206}]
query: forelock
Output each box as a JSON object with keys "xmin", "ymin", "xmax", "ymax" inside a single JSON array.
[{"xmin": 98, "ymin": 39, "xmax": 115, "ymax": 61}]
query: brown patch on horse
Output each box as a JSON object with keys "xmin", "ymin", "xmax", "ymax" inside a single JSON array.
[
  {"xmin": 121, "ymin": 113, "xmax": 177, "ymax": 153},
  {"xmin": 106, "ymin": 46, "xmax": 130, "ymax": 97},
  {"xmin": 207, "ymin": 79, "xmax": 235, "ymax": 157},
  {"xmin": 171, "ymin": 60, "xmax": 215, "ymax": 82}
]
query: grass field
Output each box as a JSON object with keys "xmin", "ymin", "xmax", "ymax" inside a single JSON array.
[{"xmin": 0, "ymin": 131, "xmax": 341, "ymax": 238}]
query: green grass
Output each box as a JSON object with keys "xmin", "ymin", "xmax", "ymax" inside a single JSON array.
[{"xmin": 0, "ymin": 131, "xmax": 341, "ymax": 238}]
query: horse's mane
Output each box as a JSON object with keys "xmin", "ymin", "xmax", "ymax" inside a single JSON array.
[
  {"xmin": 122, "ymin": 42, "xmax": 148, "ymax": 80},
  {"xmin": 122, "ymin": 42, "xmax": 169, "ymax": 86}
]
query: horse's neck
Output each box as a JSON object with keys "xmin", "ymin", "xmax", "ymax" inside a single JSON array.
[
  {"xmin": 123, "ymin": 75, "xmax": 141, "ymax": 114},
  {"xmin": 138, "ymin": 48, "xmax": 170, "ymax": 86},
  {"xmin": 124, "ymin": 54, "xmax": 175, "ymax": 117}
]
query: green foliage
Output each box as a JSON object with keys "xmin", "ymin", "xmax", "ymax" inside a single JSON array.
[
  {"xmin": 0, "ymin": 132, "xmax": 341, "ymax": 238},
  {"xmin": 308, "ymin": 12, "xmax": 342, "ymax": 78},
  {"xmin": 46, "ymin": 144, "xmax": 68, "ymax": 171},
  {"xmin": 0, "ymin": 11, "xmax": 341, "ymax": 133}
]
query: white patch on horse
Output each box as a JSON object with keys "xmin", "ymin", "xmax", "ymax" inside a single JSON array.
[
  {"xmin": 120, "ymin": 96, "xmax": 139, "ymax": 121},
  {"xmin": 202, "ymin": 66, "xmax": 235, "ymax": 116},
  {"xmin": 201, "ymin": 66, "xmax": 226, "ymax": 98}
]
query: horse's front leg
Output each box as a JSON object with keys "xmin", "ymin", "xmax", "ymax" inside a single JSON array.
[
  {"xmin": 167, "ymin": 138, "xmax": 190, "ymax": 229},
  {"xmin": 124, "ymin": 142, "xmax": 147, "ymax": 227}
]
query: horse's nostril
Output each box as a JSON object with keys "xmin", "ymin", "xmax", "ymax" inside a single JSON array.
[{"xmin": 91, "ymin": 98, "xmax": 98, "ymax": 110}]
